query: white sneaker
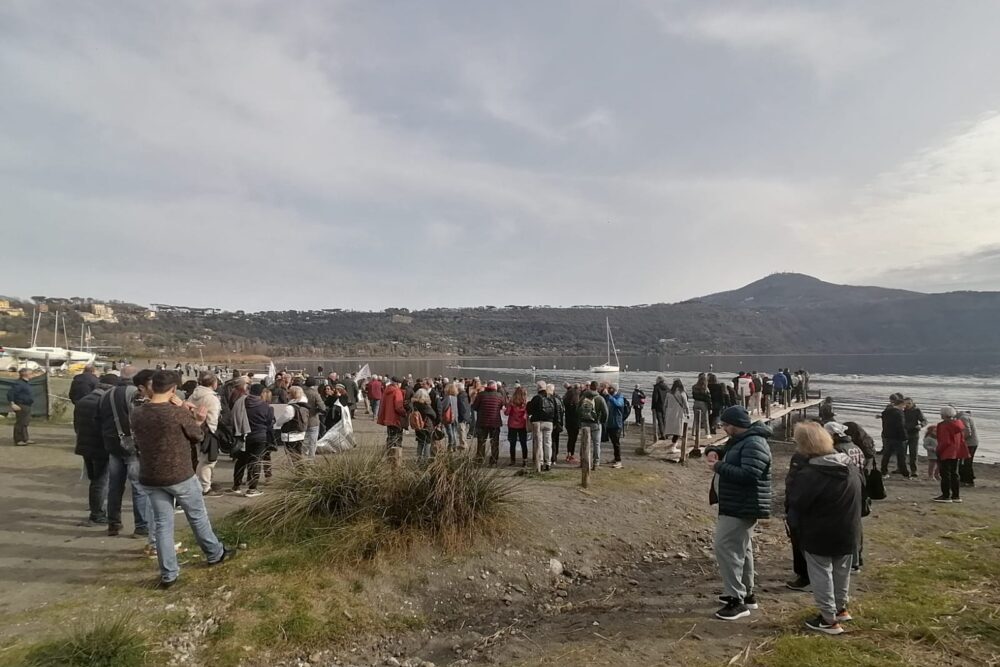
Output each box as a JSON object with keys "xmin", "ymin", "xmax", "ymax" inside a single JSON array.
[{"xmin": 245, "ymin": 489, "xmax": 263, "ymax": 498}]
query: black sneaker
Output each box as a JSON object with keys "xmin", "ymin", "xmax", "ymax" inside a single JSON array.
[
  {"xmin": 785, "ymin": 577, "xmax": 810, "ymax": 591},
  {"xmin": 805, "ymin": 614, "xmax": 844, "ymax": 635},
  {"xmin": 715, "ymin": 599, "xmax": 750, "ymax": 621},
  {"xmin": 108, "ymin": 524, "xmax": 121, "ymax": 537},
  {"xmin": 933, "ymin": 495, "xmax": 952, "ymax": 503},
  {"xmin": 208, "ymin": 548, "xmax": 236, "ymax": 566},
  {"xmin": 743, "ymin": 592, "xmax": 759, "ymax": 610},
  {"xmin": 952, "ymin": 497, "xmax": 963, "ymax": 503},
  {"xmin": 157, "ymin": 579, "xmax": 177, "ymax": 591}
]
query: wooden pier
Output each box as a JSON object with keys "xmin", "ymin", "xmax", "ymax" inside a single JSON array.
[{"xmin": 633, "ymin": 396, "xmax": 825, "ymax": 464}]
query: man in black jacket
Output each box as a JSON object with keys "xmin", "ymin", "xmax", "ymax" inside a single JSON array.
[
  {"xmin": 96, "ymin": 366, "xmax": 153, "ymax": 537},
  {"xmin": 651, "ymin": 377, "xmax": 670, "ymax": 441},
  {"xmin": 6, "ymin": 369, "xmax": 34, "ymax": 446},
  {"xmin": 880, "ymin": 396, "xmax": 909, "ymax": 478},
  {"xmin": 74, "ymin": 375, "xmax": 115, "ymax": 525},
  {"xmin": 903, "ymin": 398, "xmax": 927, "ymax": 478},
  {"xmin": 69, "ymin": 364, "xmax": 100, "ymax": 404}
]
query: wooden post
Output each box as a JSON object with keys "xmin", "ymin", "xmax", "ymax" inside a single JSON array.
[
  {"xmin": 694, "ymin": 412, "xmax": 702, "ymax": 451},
  {"xmin": 580, "ymin": 427, "xmax": 592, "ymax": 488},
  {"xmin": 680, "ymin": 422, "xmax": 689, "ymax": 465},
  {"xmin": 637, "ymin": 419, "xmax": 647, "ymax": 455},
  {"xmin": 532, "ymin": 424, "xmax": 541, "ymax": 473}
]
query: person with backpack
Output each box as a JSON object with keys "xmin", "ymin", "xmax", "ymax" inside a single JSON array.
[
  {"xmin": 577, "ymin": 381, "xmax": 608, "ymax": 471},
  {"xmin": 188, "ymin": 372, "xmax": 222, "ymax": 496},
  {"xmin": 281, "ymin": 386, "xmax": 310, "ymax": 462},
  {"xmin": 230, "ymin": 383, "xmax": 273, "ymax": 497},
  {"xmin": 825, "ymin": 422, "xmax": 869, "ymax": 571},
  {"xmin": 440, "ymin": 382, "xmax": 460, "ymax": 452},
  {"xmin": 548, "ymin": 383, "xmax": 566, "ymax": 463},
  {"xmin": 527, "ymin": 380, "xmax": 557, "ymax": 472},
  {"xmin": 604, "ymin": 384, "xmax": 630, "ymax": 469},
  {"xmin": 410, "ymin": 389, "xmax": 438, "ymax": 463},
  {"xmin": 504, "ymin": 385, "xmax": 529, "ymax": 467},
  {"xmin": 376, "ymin": 377, "xmax": 407, "ymax": 449}
]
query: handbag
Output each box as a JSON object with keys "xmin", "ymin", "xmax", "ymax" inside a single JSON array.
[{"xmin": 866, "ymin": 468, "xmax": 887, "ymax": 501}]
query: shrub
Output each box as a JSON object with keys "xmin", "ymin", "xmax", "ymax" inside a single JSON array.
[
  {"xmin": 23, "ymin": 616, "xmax": 150, "ymax": 667},
  {"xmin": 234, "ymin": 447, "xmax": 518, "ymax": 559}
]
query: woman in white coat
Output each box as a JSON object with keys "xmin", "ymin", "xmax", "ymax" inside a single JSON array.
[{"xmin": 664, "ymin": 379, "xmax": 690, "ymax": 451}]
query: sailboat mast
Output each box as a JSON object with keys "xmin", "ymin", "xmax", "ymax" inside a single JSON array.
[
  {"xmin": 53, "ymin": 311, "xmax": 59, "ymax": 348},
  {"xmin": 606, "ymin": 317, "xmax": 610, "ymax": 363}
]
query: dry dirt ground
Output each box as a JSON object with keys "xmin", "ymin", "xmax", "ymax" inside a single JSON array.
[{"xmin": 1, "ymin": 413, "xmax": 997, "ymax": 666}]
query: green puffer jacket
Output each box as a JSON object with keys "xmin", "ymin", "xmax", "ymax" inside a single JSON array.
[{"xmin": 709, "ymin": 422, "xmax": 773, "ymax": 519}]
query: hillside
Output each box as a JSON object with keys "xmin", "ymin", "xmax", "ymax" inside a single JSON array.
[{"xmin": 2, "ymin": 275, "xmax": 999, "ymax": 358}]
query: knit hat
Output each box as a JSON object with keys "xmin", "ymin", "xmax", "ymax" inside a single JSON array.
[
  {"xmin": 536, "ymin": 380, "xmax": 547, "ymax": 391},
  {"xmin": 824, "ymin": 422, "xmax": 848, "ymax": 438},
  {"xmin": 940, "ymin": 405, "xmax": 957, "ymax": 419},
  {"xmin": 720, "ymin": 406, "xmax": 752, "ymax": 429}
]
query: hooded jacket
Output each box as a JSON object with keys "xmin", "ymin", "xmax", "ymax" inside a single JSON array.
[
  {"xmin": 604, "ymin": 392, "xmax": 628, "ymax": 430},
  {"xmin": 69, "ymin": 372, "xmax": 99, "ymax": 405},
  {"xmin": 771, "ymin": 372, "xmax": 788, "ymax": 391},
  {"xmin": 880, "ymin": 404, "xmax": 906, "ymax": 440},
  {"xmin": 707, "ymin": 422, "xmax": 773, "ymax": 520},
  {"xmin": 457, "ymin": 390, "xmax": 472, "ymax": 424},
  {"xmin": 189, "ymin": 385, "xmax": 222, "ymax": 434},
  {"xmin": 651, "ymin": 379, "xmax": 670, "ymax": 412},
  {"xmin": 577, "ymin": 389, "xmax": 609, "ymax": 425},
  {"xmin": 786, "ymin": 452, "xmax": 862, "ymax": 557},
  {"xmin": 377, "ymin": 383, "xmax": 406, "ymax": 428},
  {"xmin": 936, "ymin": 419, "xmax": 970, "ymax": 461}
]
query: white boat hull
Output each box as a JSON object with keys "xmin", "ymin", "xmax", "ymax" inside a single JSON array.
[
  {"xmin": 589, "ymin": 364, "xmax": 620, "ymax": 373},
  {"xmin": 2, "ymin": 346, "xmax": 96, "ymax": 366}
]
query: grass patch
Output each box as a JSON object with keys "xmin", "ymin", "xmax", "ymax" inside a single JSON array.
[
  {"xmin": 228, "ymin": 448, "xmax": 519, "ymax": 561},
  {"xmin": 758, "ymin": 635, "xmax": 905, "ymax": 667},
  {"xmin": 18, "ymin": 616, "xmax": 152, "ymax": 667}
]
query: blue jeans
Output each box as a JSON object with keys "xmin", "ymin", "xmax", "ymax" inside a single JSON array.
[
  {"xmin": 583, "ymin": 423, "xmax": 602, "ymax": 466},
  {"xmin": 370, "ymin": 398, "xmax": 380, "ymax": 416},
  {"xmin": 304, "ymin": 426, "xmax": 320, "ymax": 459},
  {"xmin": 82, "ymin": 455, "xmax": 110, "ymax": 522},
  {"xmin": 107, "ymin": 453, "xmax": 150, "ymax": 532},
  {"xmin": 146, "ymin": 476, "xmax": 225, "ymax": 583},
  {"xmin": 444, "ymin": 422, "xmax": 458, "ymax": 450}
]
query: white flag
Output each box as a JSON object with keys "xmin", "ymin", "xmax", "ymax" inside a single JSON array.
[
  {"xmin": 267, "ymin": 360, "xmax": 277, "ymax": 383},
  {"xmin": 356, "ymin": 363, "xmax": 372, "ymax": 380}
]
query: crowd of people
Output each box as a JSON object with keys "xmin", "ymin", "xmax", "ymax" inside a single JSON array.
[{"xmin": 5, "ymin": 360, "xmax": 983, "ymax": 626}]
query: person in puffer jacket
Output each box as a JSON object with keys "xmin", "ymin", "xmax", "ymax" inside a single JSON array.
[
  {"xmin": 704, "ymin": 406, "xmax": 772, "ymax": 622},
  {"xmin": 934, "ymin": 406, "xmax": 970, "ymax": 503}
]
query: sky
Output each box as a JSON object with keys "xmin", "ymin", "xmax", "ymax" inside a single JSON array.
[{"xmin": 2, "ymin": 0, "xmax": 999, "ymax": 311}]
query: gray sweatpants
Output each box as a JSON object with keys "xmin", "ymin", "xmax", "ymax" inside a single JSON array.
[
  {"xmin": 714, "ymin": 515, "xmax": 756, "ymax": 601},
  {"xmin": 804, "ymin": 551, "xmax": 852, "ymax": 620}
]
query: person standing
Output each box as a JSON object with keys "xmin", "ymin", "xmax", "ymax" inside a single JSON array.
[
  {"xmin": 7, "ymin": 368, "xmax": 34, "ymax": 446},
  {"xmin": 604, "ymin": 385, "xmax": 628, "ymax": 469},
  {"xmin": 577, "ymin": 381, "xmax": 608, "ymax": 470},
  {"xmin": 131, "ymin": 371, "xmax": 231, "ymax": 588},
  {"xmin": 366, "ymin": 376, "xmax": 384, "ymax": 419},
  {"xmin": 957, "ymin": 409, "xmax": 979, "ymax": 487},
  {"xmin": 472, "ymin": 381, "xmax": 505, "ymax": 466},
  {"xmin": 704, "ymin": 406, "xmax": 772, "ymax": 621},
  {"xmin": 903, "ymin": 398, "xmax": 927, "ymax": 478},
  {"xmin": 651, "ymin": 376, "xmax": 670, "ymax": 441},
  {"xmin": 772, "ymin": 369, "xmax": 789, "ymax": 407},
  {"xmin": 69, "ymin": 364, "xmax": 100, "ymax": 404},
  {"xmin": 504, "ymin": 386, "xmax": 529, "ymax": 467},
  {"xmin": 934, "ymin": 406, "xmax": 970, "ymax": 503},
  {"xmin": 341, "ymin": 374, "xmax": 360, "ymax": 418},
  {"xmin": 664, "ymin": 379, "xmax": 690, "ymax": 453},
  {"xmin": 97, "ymin": 366, "xmax": 152, "ymax": 538},
  {"xmin": 631, "ymin": 384, "xmax": 646, "ymax": 425},
  {"xmin": 281, "ymin": 386, "xmax": 310, "ymax": 462},
  {"xmin": 410, "ymin": 389, "xmax": 438, "ymax": 463},
  {"xmin": 527, "ymin": 380, "xmax": 556, "ymax": 471},
  {"xmin": 818, "ymin": 397, "xmax": 835, "ymax": 424},
  {"xmin": 231, "ymin": 383, "xmax": 273, "ymax": 497},
  {"xmin": 707, "ymin": 374, "xmax": 727, "ymax": 434},
  {"xmin": 880, "ymin": 396, "xmax": 909, "ymax": 478},
  {"xmin": 691, "ymin": 376, "xmax": 713, "ymax": 436},
  {"xmin": 73, "ymin": 375, "xmax": 115, "ymax": 525},
  {"xmin": 456, "ymin": 381, "xmax": 472, "ymax": 450},
  {"xmin": 188, "ymin": 372, "xmax": 222, "ymax": 495},
  {"xmin": 563, "ymin": 384, "xmax": 581, "ymax": 464},
  {"xmin": 787, "ymin": 422, "xmax": 862, "ymax": 635},
  {"xmin": 301, "ymin": 378, "xmax": 326, "ymax": 459},
  {"xmin": 376, "ymin": 377, "xmax": 407, "ymax": 449}
]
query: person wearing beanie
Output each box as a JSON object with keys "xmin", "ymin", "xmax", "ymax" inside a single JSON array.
[
  {"xmin": 704, "ymin": 405, "xmax": 772, "ymax": 621},
  {"xmin": 934, "ymin": 406, "xmax": 970, "ymax": 503},
  {"xmin": 527, "ymin": 380, "xmax": 557, "ymax": 471}
]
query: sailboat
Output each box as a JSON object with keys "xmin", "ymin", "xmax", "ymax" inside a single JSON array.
[
  {"xmin": 589, "ymin": 318, "xmax": 620, "ymax": 373},
  {"xmin": 2, "ymin": 309, "xmax": 97, "ymax": 367}
]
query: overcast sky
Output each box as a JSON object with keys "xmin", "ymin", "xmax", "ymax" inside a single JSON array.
[{"xmin": 2, "ymin": 1, "xmax": 999, "ymax": 311}]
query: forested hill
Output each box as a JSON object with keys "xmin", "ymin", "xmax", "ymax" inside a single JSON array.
[{"xmin": 2, "ymin": 274, "xmax": 998, "ymax": 358}]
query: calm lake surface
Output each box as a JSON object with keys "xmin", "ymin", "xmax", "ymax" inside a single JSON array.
[{"xmin": 283, "ymin": 354, "xmax": 1000, "ymax": 462}]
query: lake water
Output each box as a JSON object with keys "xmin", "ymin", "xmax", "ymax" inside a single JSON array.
[{"xmin": 282, "ymin": 354, "xmax": 999, "ymax": 462}]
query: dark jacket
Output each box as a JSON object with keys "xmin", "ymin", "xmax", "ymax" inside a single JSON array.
[
  {"xmin": 245, "ymin": 395, "xmax": 274, "ymax": 440},
  {"xmin": 880, "ymin": 405, "xmax": 906, "ymax": 440},
  {"xmin": 341, "ymin": 378, "xmax": 359, "ymax": 407},
  {"xmin": 303, "ymin": 387, "xmax": 326, "ymax": 428},
  {"xmin": 708, "ymin": 382, "xmax": 727, "ymax": 412},
  {"xmin": 577, "ymin": 389, "xmax": 608, "ymax": 425},
  {"xmin": 74, "ymin": 385, "xmax": 110, "ymax": 458},
  {"xmin": 786, "ymin": 452, "xmax": 862, "ymax": 557},
  {"xmin": 472, "ymin": 388, "xmax": 505, "ymax": 430},
  {"xmin": 651, "ymin": 380, "xmax": 669, "ymax": 412},
  {"xmin": 6, "ymin": 379, "xmax": 34, "ymax": 407},
  {"xmin": 691, "ymin": 386, "xmax": 713, "ymax": 411},
  {"xmin": 527, "ymin": 393, "xmax": 557, "ymax": 423},
  {"xmin": 707, "ymin": 422, "xmax": 773, "ymax": 519},
  {"xmin": 904, "ymin": 406, "xmax": 926, "ymax": 434},
  {"xmin": 844, "ymin": 421, "xmax": 877, "ymax": 463},
  {"xmin": 563, "ymin": 390, "xmax": 580, "ymax": 429},
  {"xmin": 818, "ymin": 401, "xmax": 835, "ymax": 423},
  {"xmin": 631, "ymin": 389, "xmax": 646, "ymax": 409},
  {"xmin": 97, "ymin": 380, "xmax": 138, "ymax": 458},
  {"xmin": 69, "ymin": 372, "xmax": 99, "ymax": 404}
]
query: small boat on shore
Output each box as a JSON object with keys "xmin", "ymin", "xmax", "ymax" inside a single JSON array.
[{"xmin": 589, "ymin": 318, "xmax": 621, "ymax": 374}]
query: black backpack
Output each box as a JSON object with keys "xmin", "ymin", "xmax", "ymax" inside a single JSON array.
[
  {"xmin": 216, "ymin": 394, "xmax": 236, "ymax": 455},
  {"xmin": 282, "ymin": 403, "xmax": 309, "ymax": 434}
]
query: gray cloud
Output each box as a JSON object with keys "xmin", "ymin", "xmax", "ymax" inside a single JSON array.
[
  {"xmin": 1, "ymin": 1, "xmax": 999, "ymax": 311},
  {"xmin": 867, "ymin": 245, "xmax": 1000, "ymax": 293}
]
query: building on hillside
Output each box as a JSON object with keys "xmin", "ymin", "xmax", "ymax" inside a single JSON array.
[
  {"xmin": 81, "ymin": 303, "xmax": 119, "ymax": 323},
  {"xmin": 0, "ymin": 300, "xmax": 25, "ymax": 317}
]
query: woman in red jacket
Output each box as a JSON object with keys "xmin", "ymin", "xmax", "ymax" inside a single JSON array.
[
  {"xmin": 934, "ymin": 406, "xmax": 970, "ymax": 503},
  {"xmin": 505, "ymin": 386, "xmax": 529, "ymax": 467}
]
